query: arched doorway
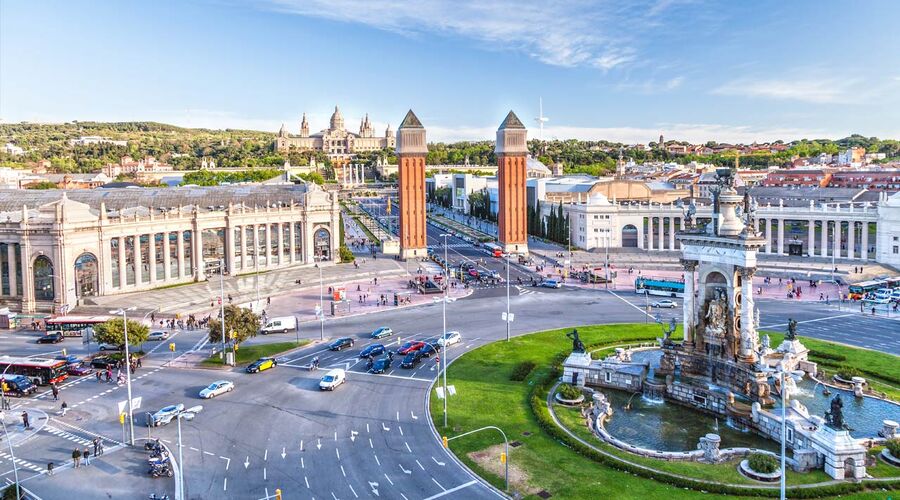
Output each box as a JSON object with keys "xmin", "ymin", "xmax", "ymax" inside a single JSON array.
[
  {"xmin": 33, "ymin": 255, "xmax": 54, "ymax": 301},
  {"xmin": 74, "ymin": 253, "xmax": 99, "ymax": 298},
  {"xmin": 314, "ymin": 228, "xmax": 331, "ymax": 261},
  {"xmin": 621, "ymin": 224, "xmax": 638, "ymax": 248}
]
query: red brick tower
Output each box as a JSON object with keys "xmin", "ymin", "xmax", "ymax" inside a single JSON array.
[
  {"xmin": 495, "ymin": 111, "xmax": 529, "ymax": 254},
  {"xmin": 396, "ymin": 110, "xmax": 428, "ymax": 259}
]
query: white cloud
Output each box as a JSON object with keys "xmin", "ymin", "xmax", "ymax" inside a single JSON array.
[
  {"xmin": 712, "ymin": 77, "xmax": 861, "ymax": 104},
  {"xmin": 261, "ymin": 0, "xmax": 684, "ymax": 70}
]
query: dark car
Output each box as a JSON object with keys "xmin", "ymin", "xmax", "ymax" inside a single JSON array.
[
  {"xmin": 37, "ymin": 333, "xmax": 64, "ymax": 344},
  {"xmin": 419, "ymin": 343, "xmax": 441, "ymax": 358},
  {"xmin": 329, "ymin": 337, "xmax": 355, "ymax": 351},
  {"xmin": 400, "ymin": 351, "xmax": 424, "ymax": 369},
  {"xmin": 370, "ymin": 355, "xmax": 393, "ymax": 374},
  {"xmin": 55, "ymin": 354, "xmax": 81, "ymax": 365},
  {"xmin": 90, "ymin": 356, "xmax": 116, "ymax": 369},
  {"xmin": 359, "ymin": 344, "xmax": 386, "ymax": 358},
  {"xmin": 246, "ymin": 357, "xmax": 277, "ymax": 373},
  {"xmin": 397, "ymin": 341, "xmax": 425, "ymax": 355}
]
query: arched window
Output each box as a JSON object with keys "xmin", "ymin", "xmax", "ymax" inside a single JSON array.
[
  {"xmin": 621, "ymin": 224, "xmax": 638, "ymax": 248},
  {"xmin": 33, "ymin": 255, "xmax": 54, "ymax": 301},
  {"xmin": 74, "ymin": 253, "xmax": 99, "ymax": 298},
  {"xmin": 314, "ymin": 228, "xmax": 331, "ymax": 261}
]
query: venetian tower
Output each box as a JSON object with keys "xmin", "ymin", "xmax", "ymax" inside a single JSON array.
[
  {"xmin": 495, "ymin": 111, "xmax": 529, "ymax": 254},
  {"xmin": 396, "ymin": 110, "xmax": 428, "ymax": 259}
]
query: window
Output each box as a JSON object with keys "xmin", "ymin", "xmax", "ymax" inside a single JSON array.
[
  {"xmin": 894, "ymin": 246, "xmax": 898, "ymax": 254},
  {"xmin": 786, "ymin": 428, "xmax": 794, "ymax": 443},
  {"xmin": 605, "ymin": 371, "xmax": 612, "ymax": 383}
]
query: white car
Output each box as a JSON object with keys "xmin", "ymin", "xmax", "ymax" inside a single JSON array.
[
  {"xmin": 437, "ymin": 331, "xmax": 461, "ymax": 347},
  {"xmin": 199, "ymin": 380, "xmax": 234, "ymax": 399},
  {"xmin": 319, "ymin": 369, "xmax": 346, "ymax": 391},
  {"xmin": 150, "ymin": 403, "xmax": 185, "ymax": 426},
  {"xmin": 652, "ymin": 299, "xmax": 678, "ymax": 308},
  {"xmin": 147, "ymin": 331, "xmax": 169, "ymax": 341},
  {"xmin": 98, "ymin": 342, "xmax": 121, "ymax": 351}
]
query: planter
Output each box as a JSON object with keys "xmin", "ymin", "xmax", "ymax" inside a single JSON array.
[
  {"xmin": 738, "ymin": 459, "xmax": 782, "ymax": 482},
  {"xmin": 881, "ymin": 449, "xmax": 900, "ymax": 467},
  {"xmin": 554, "ymin": 392, "xmax": 585, "ymax": 406}
]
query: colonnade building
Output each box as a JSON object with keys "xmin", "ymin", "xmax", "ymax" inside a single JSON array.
[{"xmin": 0, "ymin": 184, "xmax": 340, "ymax": 313}]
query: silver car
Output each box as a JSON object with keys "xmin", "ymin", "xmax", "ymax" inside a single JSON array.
[{"xmin": 150, "ymin": 403, "xmax": 185, "ymax": 426}]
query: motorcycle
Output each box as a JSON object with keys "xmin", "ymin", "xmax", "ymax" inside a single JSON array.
[
  {"xmin": 145, "ymin": 439, "xmax": 162, "ymax": 452},
  {"xmin": 149, "ymin": 463, "xmax": 173, "ymax": 478},
  {"xmin": 148, "ymin": 451, "xmax": 170, "ymax": 465},
  {"xmin": 149, "ymin": 495, "xmax": 170, "ymax": 500}
]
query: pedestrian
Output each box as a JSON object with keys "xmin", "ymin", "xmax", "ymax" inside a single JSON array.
[
  {"xmin": 137, "ymin": 357, "xmax": 142, "ymax": 368},
  {"xmin": 72, "ymin": 448, "xmax": 81, "ymax": 468},
  {"xmin": 47, "ymin": 461, "xmax": 54, "ymax": 476},
  {"xmin": 21, "ymin": 411, "xmax": 29, "ymax": 429},
  {"xmin": 97, "ymin": 439, "xmax": 104, "ymax": 456},
  {"xmin": 872, "ymin": 307, "xmax": 876, "ymax": 316},
  {"xmin": 96, "ymin": 370, "xmax": 102, "ymax": 383},
  {"xmin": 51, "ymin": 384, "xmax": 59, "ymax": 401},
  {"xmin": 61, "ymin": 401, "xmax": 68, "ymax": 416},
  {"xmin": 93, "ymin": 437, "xmax": 100, "ymax": 457},
  {"xmin": 2, "ymin": 396, "xmax": 10, "ymax": 410},
  {"xmin": 83, "ymin": 447, "xmax": 91, "ymax": 466},
  {"xmin": 267, "ymin": 296, "xmax": 271, "ymax": 306}
]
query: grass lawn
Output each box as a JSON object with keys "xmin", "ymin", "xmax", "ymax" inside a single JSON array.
[
  {"xmin": 202, "ymin": 340, "xmax": 309, "ymax": 366},
  {"xmin": 430, "ymin": 323, "xmax": 899, "ymax": 500}
]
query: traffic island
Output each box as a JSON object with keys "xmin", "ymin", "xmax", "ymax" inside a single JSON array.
[{"xmin": 201, "ymin": 340, "xmax": 310, "ymax": 368}]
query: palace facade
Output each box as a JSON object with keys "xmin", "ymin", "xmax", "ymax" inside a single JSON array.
[{"xmin": 275, "ymin": 106, "xmax": 395, "ymax": 156}]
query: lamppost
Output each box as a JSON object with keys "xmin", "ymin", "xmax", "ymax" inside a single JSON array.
[
  {"xmin": 439, "ymin": 234, "xmax": 451, "ymax": 426},
  {"xmin": 770, "ymin": 357, "xmax": 804, "ymax": 500},
  {"xmin": 216, "ymin": 258, "xmax": 226, "ymax": 362},
  {"xmin": 0, "ymin": 417, "xmax": 19, "ymax": 500},
  {"xmin": 173, "ymin": 405, "xmax": 202, "ymax": 500},
  {"xmin": 110, "ymin": 306, "xmax": 137, "ymax": 445},
  {"xmin": 504, "ymin": 250, "xmax": 512, "ymax": 342},
  {"xmin": 314, "ymin": 258, "xmax": 325, "ymax": 341}
]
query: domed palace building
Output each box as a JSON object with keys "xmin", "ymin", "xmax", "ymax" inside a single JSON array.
[{"xmin": 275, "ymin": 106, "xmax": 395, "ymax": 157}]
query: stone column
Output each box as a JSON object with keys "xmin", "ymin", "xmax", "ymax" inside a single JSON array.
[
  {"xmin": 739, "ymin": 266, "xmax": 757, "ymax": 361},
  {"xmin": 777, "ymin": 219, "xmax": 785, "ymax": 255},
  {"xmin": 681, "ymin": 259, "xmax": 698, "ymax": 349},
  {"xmin": 118, "ymin": 237, "xmax": 127, "ymax": 288},
  {"xmin": 7, "ymin": 244, "xmax": 17, "ymax": 296},
  {"xmin": 807, "ymin": 221, "xmax": 815, "ymax": 257},
  {"xmin": 833, "ymin": 220, "xmax": 841, "ymax": 259},
  {"xmin": 289, "ymin": 222, "xmax": 296, "ymax": 263},
  {"xmin": 176, "ymin": 231, "xmax": 185, "ymax": 279},
  {"xmin": 239, "ymin": 225, "xmax": 248, "ymax": 269},
  {"xmin": 820, "ymin": 221, "xmax": 829, "ymax": 257},
  {"xmin": 668, "ymin": 217, "xmax": 675, "ymax": 250},
  {"xmin": 861, "ymin": 222, "xmax": 869, "ymax": 261},
  {"xmin": 148, "ymin": 233, "xmax": 157, "ymax": 284},
  {"xmin": 636, "ymin": 219, "xmax": 644, "ymax": 249},
  {"xmin": 765, "ymin": 219, "xmax": 772, "ymax": 253},
  {"xmin": 847, "ymin": 222, "xmax": 855, "ymax": 260},
  {"xmin": 163, "ymin": 232, "xmax": 171, "ymax": 281},
  {"xmin": 193, "ymin": 228, "xmax": 203, "ymax": 281},
  {"xmin": 225, "ymin": 225, "xmax": 235, "ymax": 274},
  {"xmin": 647, "ymin": 218, "xmax": 655, "ymax": 250},
  {"xmin": 274, "ymin": 223, "xmax": 283, "ymax": 266},
  {"xmin": 134, "ymin": 234, "xmax": 143, "ymax": 285},
  {"xmin": 264, "ymin": 223, "xmax": 272, "ymax": 267}
]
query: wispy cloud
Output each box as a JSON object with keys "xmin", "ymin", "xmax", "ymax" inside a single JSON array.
[
  {"xmin": 713, "ymin": 77, "xmax": 864, "ymax": 104},
  {"xmin": 261, "ymin": 0, "xmax": 695, "ymax": 70},
  {"xmin": 616, "ymin": 75, "xmax": 685, "ymax": 94}
]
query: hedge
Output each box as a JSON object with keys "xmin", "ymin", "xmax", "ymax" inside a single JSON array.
[
  {"xmin": 808, "ymin": 350, "xmax": 847, "ymax": 362},
  {"xmin": 887, "ymin": 439, "xmax": 900, "ymax": 458},
  {"xmin": 509, "ymin": 361, "xmax": 536, "ymax": 381},
  {"xmin": 748, "ymin": 453, "xmax": 779, "ymax": 474}
]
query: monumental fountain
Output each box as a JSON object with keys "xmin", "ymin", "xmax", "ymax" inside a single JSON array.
[{"xmin": 562, "ymin": 168, "xmax": 899, "ymax": 480}]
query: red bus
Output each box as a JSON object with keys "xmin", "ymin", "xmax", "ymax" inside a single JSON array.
[
  {"xmin": 484, "ymin": 242, "xmax": 503, "ymax": 258},
  {"xmin": 0, "ymin": 356, "xmax": 69, "ymax": 386},
  {"xmin": 45, "ymin": 315, "xmax": 111, "ymax": 337}
]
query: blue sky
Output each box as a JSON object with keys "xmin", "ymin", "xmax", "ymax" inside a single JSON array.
[{"xmin": 2, "ymin": 0, "xmax": 898, "ymax": 143}]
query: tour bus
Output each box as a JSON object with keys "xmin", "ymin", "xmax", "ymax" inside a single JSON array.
[
  {"xmin": 847, "ymin": 280, "xmax": 887, "ymax": 300},
  {"xmin": 484, "ymin": 243, "xmax": 504, "ymax": 258},
  {"xmin": 635, "ymin": 277, "xmax": 685, "ymax": 298},
  {"xmin": 0, "ymin": 356, "xmax": 69, "ymax": 386},
  {"xmin": 45, "ymin": 315, "xmax": 111, "ymax": 337}
]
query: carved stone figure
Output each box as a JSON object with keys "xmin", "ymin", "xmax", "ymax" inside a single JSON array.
[
  {"xmin": 658, "ymin": 317, "xmax": 678, "ymax": 347},
  {"xmin": 704, "ymin": 289, "xmax": 727, "ymax": 338},
  {"xmin": 761, "ymin": 333, "xmax": 770, "ymax": 351},
  {"xmin": 786, "ymin": 318, "xmax": 798, "ymax": 341},
  {"xmin": 567, "ymin": 329, "xmax": 586, "ymax": 353},
  {"xmin": 824, "ymin": 394, "xmax": 846, "ymax": 430}
]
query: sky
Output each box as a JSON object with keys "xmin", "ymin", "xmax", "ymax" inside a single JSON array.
[{"xmin": 1, "ymin": 0, "xmax": 899, "ymax": 144}]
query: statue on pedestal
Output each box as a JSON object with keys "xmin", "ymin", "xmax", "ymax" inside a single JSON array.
[
  {"xmin": 567, "ymin": 329, "xmax": 586, "ymax": 353},
  {"xmin": 658, "ymin": 317, "xmax": 677, "ymax": 347},
  {"xmin": 704, "ymin": 289, "xmax": 727, "ymax": 339},
  {"xmin": 786, "ymin": 318, "xmax": 798, "ymax": 341},
  {"xmin": 824, "ymin": 394, "xmax": 847, "ymax": 430}
]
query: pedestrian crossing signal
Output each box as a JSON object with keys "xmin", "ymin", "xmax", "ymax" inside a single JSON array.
[
  {"xmin": 119, "ymin": 413, "xmax": 125, "ymax": 425},
  {"xmin": 169, "ymin": 343, "xmax": 176, "ymax": 352},
  {"xmin": 500, "ymin": 452, "xmax": 506, "ymax": 464}
]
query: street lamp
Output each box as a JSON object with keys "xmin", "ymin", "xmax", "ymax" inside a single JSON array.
[
  {"xmin": 770, "ymin": 357, "xmax": 804, "ymax": 500},
  {"xmin": 314, "ymin": 258, "xmax": 325, "ymax": 341},
  {"xmin": 438, "ymin": 233, "xmax": 453, "ymax": 427},
  {"xmin": 110, "ymin": 306, "xmax": 137, "ymax": 445},
  {"xmin": 174, "ymin": 405, "xmax": 202, "ymax": 500},
  {"xmin": 504, "ymin": 250, "xmax": 512, "ymax": 342},
  {"xmin": 0, "ymin": 417, "xmax": 19, "ymax": 500}
]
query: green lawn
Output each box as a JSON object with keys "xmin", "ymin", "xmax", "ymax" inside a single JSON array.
[
  {"xmin": 202, "ymin": 340, "xmax": 309, "ymax": 366},
  {"xmin": 430, "ymin": 323, "xmax": 898, "ymax": 499}
]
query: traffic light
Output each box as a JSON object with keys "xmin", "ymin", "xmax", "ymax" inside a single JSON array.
[
  {"xmin": 500, "ymin": 452, "xmax": 506, "ymax": 464},
  {"xmin": 119, "ymin": 413, "xmax": 125, "ymax": 425},
  {"xmin": 274, "ymin": 489, "xmax": 282, "ymax": 500},
  {"xmin": 442, "ymin": 436, "xmax": 448, "ymax": 448},
  {"xmin": 169, "ymin": 343, "xmax": 176, "ymax": 352}
]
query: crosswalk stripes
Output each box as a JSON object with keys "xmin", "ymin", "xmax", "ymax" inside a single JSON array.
[
  {"xmin": 0, "ymin": 451, "xmax": 44, "ymax": 473},
  {"xmin": 515, "ymin": 285, "xmax": 537, "ymax": 296},
  {"xmin": 43, "ymin": 425, "xmax": 95, "ymax": 447}
]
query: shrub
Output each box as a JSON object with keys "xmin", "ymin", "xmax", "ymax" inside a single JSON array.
[
  {"xmin": 809, "ymin": 350, "xmax": 846, "ymax": 362},
  {"xmin": 887, "ymin": 438, "xmax": 900, "ymax": 458},
  {"xmin": 836, "ymin": 365, "xmax": 862, "ymax": 380},
  {"xmin": 557, "ymin": 383, "xmax": 582, "ymax": 400},
  {"xmin": 509, "ymin": 361, "xmax": 536, "ymax": 381},
  {"xmin": 339, "ymin": 245, "xmax": 355, "ymax": 262},
  {"xmin": 748, "ymin": 453, "xmax": 780, "ymax": 474}
]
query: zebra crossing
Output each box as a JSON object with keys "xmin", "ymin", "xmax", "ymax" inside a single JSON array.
[
  {"xmin": 516, "ymin": 285, "xmax": 539, "ymax": 296},
  {"xmin": 0, "ymin": 450, "xmax": 44, "ymax": 473}
]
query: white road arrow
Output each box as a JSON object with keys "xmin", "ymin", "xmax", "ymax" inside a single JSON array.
[
  {"xmin": 410, "ymin": 411, "xmax": 418, "ymax": 420},
  {"xmin": 350, "ymin": 431, "xmax": 358, "ymax": 442},
  {"xmin": 281, "ymin": 447, "xmax": 286, "ymax": 459},
  {"xmin": 382, "ymin": 423, "xmax": 390, "ymax": 432},
  {"xmin": 399, "ymin": 464, "xmax": 411, "ymax": 475},
  {"xmin": 316, "ymin": 438, "xmax": 322, "ymax": 450},
  {"xmin": 244, "ymin": 456, "xmax": 250, "ymax": 469},
  {"xmin": 300, "ymin": 440, "xmax": 304, "ymax": 452},
  {"xmin": 368, "ymin": 481, "xmax": 380, "ymax": 497},
  {"xmin": 432, "ymin": 456, "xmax": 445, "ymax": 466}
]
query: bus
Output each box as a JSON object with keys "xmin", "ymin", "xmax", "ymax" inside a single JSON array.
[
  {"xmin": 847, "ymin": 280, "xmax": 887, "ymax": 300},
  {"xmin": 635, "ymin": 277, "xmax": 685, "ymax": 298},
  {"xmin": 484, "ymin": 243, "xmax": 503, "ymax": 258},
  {"xmin": 0, "ymin": 356, "xmax": 68, "ymax": 386},
  {"xmin": 45, "ymin": 315, "xmax": 111, "ymax": 337}
]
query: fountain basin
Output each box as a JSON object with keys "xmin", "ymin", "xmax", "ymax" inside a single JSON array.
[{"xmin": 738, "ymin": 459, "xmax": 782, "ymax": 482}]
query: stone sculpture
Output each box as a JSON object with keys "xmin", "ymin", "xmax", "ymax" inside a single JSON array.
[
  {"xmin": 824, "ymin": 394, "xmax": 846, "ymax": 430},
  {"xmin": 786, "ymin": 318, "xmax": 798, "ymax": 341},
  {"xmin": 704, "ymin": 289, "xmax": 727, "ymax": 338},
  {"xmin": 567, "ymin": 328, "xmax": 586, "ymax": 353}
]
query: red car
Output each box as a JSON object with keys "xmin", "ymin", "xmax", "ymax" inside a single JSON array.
[
  {"xmin": 67, "ymin": 364, "xmax": 93, "ymax": 376},
  {"xmin": 397, "ymin": 341, "xmax": 425, "ymax": 355}
]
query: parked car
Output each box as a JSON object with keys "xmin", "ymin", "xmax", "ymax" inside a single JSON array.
[
  {"xmin": 652, "ymin": 299, "xmax": 678, "ymax": 308},
  {"xmin": 370, "ymin": 355, "xmax": 393, "ymax": 374},
  {"xmin": 199, "ymin": 380, "xmax": 234, "ymax": 399},
  {"xmin": 397, "ymin": 341, "xmax": 425, "ymax": 355},
  {"xmin": 437, "ymin": 331, "xmax": 461, "ymax": 347},
  {"xmin": 359, "ymin": 344, "xmax": 386, "ymax": 358},
  {"xmin": 400, "ymin": 351, "xmax": 425, "ymax": 369},
  {"xmin": 150, "ymin": 403, "xmax": 185, "ymax": 426},
  {"xmin": 370, "ymin": 327, "xmax": 393, "ymax": 339},
  {"xmin": 541, "ymin": 280, "xmax": 562, "ymax": 289},
  {"xmin": 246, "ymin": 357, "xmax": 277, "ymax": 373},
  {"xmin": 419, "ymin": 343, "xmax": 441, "ymax": 358},
  {"xmin": 0, "ymin": 374, "xmax": 37, "ymax": 397},
  {"xmin": 37, "ymin": 333, "xmax": 64, "ymax": 344},
  {"xmin": 319, "ymin": 369, "xmax": 346, "ymax": 391},
  {"xmin": 97, "ymin": 343, "xmax": 121, "ymax": 351},
  {"xmin": 147, "ymin": 331, "xmax": 170, "ymax": 341},
  {"xmin": 66, "ymin": 364, "xmax": 93, "ymax": 376},
  {"xmin": 90, "ymin": 356, "xmax": 117, "ymax": 369},
  {"xmin": 329, "ymin": 337, "xmax": 355, "ymax": 351},
  {"xmin": 260, "ymin": 317, "xmax": 296, "ymax": 335}
]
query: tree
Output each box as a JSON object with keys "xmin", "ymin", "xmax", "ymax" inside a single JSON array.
[
  {"xmin": 25, "ymin": 181, "xmax": 58, "ymax": 190},
  {"xmin": 208, "ymin": 304, "xmax": 260, "ymax": 345},
  {"xmin": 95, "ymin": 318, "xmax": 149, "ymax": 347}
]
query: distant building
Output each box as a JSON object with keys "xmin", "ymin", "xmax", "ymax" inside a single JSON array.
[
  {"xmin": 4, "ymin": 143, "xmax": 24, "ymax": 156},
  {"xmin": 761, "ymin": 169, "xmax": 830, "ymax": 188},
  {"xmin": 68, "ymin": 136, "xmax": 128, "ymax": 147},
  {"xmin": 837, "ymin": 147, "xmax": 866, "ymax": 167},
  {"xmin": 103, "ymin": 156, "xmax": 173, "ymax": 177},
  {"xmin": 275, "ymin": 106, "xmax": 395, "ymax": 156},
  {"xmin": 21, "ymin": 173, "xmax": 112, "ymax": 190},
  {"xmin": 827, "ymin": 170, "xmax": 900, "ymax": 192}
]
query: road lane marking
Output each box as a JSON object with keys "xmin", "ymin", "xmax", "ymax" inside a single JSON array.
[
  {"xmin": 761, "ymin": 313, "xmax": 856, "ymax": 329},
  {"xmin": 340, "ymin": 464, "xmax": 346, "ymax": 477},
  {"xmin": 383, "ymin": 473, "xmax": 393, "ymax": 486},
  {"xmin": 422, "ymin": 480, "xmax": 477, "ymax": 499},
  {"xmin": 405, "ymin": 442, "xmax": 411, "ymax": 453},
  {"xmin": 369, "ymin": 438, "xmax": 373, "ymax": 449},
  {"xmin": 431, "ymin": 478, "xmax": 446, "ymax": 490},
  {"xmin": 223, "ymin": 478, "xmax": 227, "ymax": 491},
  {"xmin": 415, "ymin": 459, "xmax": 424, "ymax": 470},
  {"xmin": 336, "ymin": 448, "xmax": 341, "ymax": 461},
  {"xmin": 301, "ymin": 457, "xmax": 305, "ymax": 469},
  {"xmin": 348, "ymin": 484, "xmax": 358, "ymax": 498},
  {"xmin": 264, "ymin": 449, "xmax": 268, "ymax": 461},
  {"xmin": 398, "ymin": 425, "xmax": 403, "ymax": 436},
  {"xmin": 305, "ymin": 476, "xmax": 310, "ymax": 488},
  {"xmin": 432, "ymin": 456, "xmax": 445, "ymax": 466}
]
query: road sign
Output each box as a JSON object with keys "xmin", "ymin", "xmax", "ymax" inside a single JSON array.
[
  {"xmin": 117, "ymin": 397, "xmax": 142, "ymax": 415},
  {"xmin": 501, "ymin": 312, "xmax": 515, "ymax": 322}
]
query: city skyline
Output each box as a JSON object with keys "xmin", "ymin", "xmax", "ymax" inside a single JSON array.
[{"xmin": 2, "ymin": 0, "xmax": 899, "ymax": 143}]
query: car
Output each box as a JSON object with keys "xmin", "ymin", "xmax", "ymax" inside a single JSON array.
[
  {"xmin": 541, "ymin": 280, "xmax": 562, "ymax": 289},
  {"xmin": 150, "ymin": 403, "xmax": 185, "ymax": 426},
  {"xmin": 37, "ymin": 333, "xmax": 64, "ymax": 344},
  {"xmin": 319, "ymin": 369, "xmax": 346, "ymax": 391},
  {"xmin": 329, "ymin": 337, "xmax": 355, "ymax": 351},
  {"xmin": 66, "ymin": 364, "xmax": 93, "ymax": 376},
  {"xmin": 370, "ymin": 327, "xmax": 393, "ymax": 339},
  {"xmin": 652, "ymin": 299, "xmax": 678, "ymax": 308},
  {"xmin": 419, "ymin": 342, "xmax": 441, "ymax": 358},
  {"xmin": 400, "ymin": 350, "xmax": 425, "ymax": 369},
  {"xmin": 55, "ymin": 354, "xmax": 81, "ymax": 365},
  {"xmin": 246, "ymin": 357, "xmax": 277, "ymax": 373},
  {"xmin": 90, "ymin": 356, "xmax": 116, "ymax": 369},
  {"xmin": 147, "ymin": 331, "xmax": 170, "ymax": 341},
  {"xmin": 98, "ymin": 342, "xmax": 121, "ymax": 351},
  {"xmin": 359, "ymin": 344, "xmax": 386, "ymax": 358},
  {"xmin": 468, "ymin": 269, "xmax": 479, "ymax": 278},
  {"xmin": 397, "ymin": 341, "xmax": 425, "ymax": 355},
  {"xmin": 369, "ymin": 355, "xmax": 393, "ymax": 374},
  {"xmin": 437, "ymin": 331, "xmax": 461, "ymax": 347},
  {"xmin": 199, "ymin": 380, "xmax": 234, "ymax": 399}
]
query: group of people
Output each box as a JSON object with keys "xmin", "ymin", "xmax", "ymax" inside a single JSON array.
[
  {"xmin": 61, "ymin": 438, "xmax": 104, "ymax": 473},
  {"xmin": 158, "ymin": 314, "xmax": 205, "ymax": 331}
]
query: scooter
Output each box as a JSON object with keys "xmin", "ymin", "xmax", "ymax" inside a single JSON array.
[
  {"xmin": 145, "ymin": 439, "xmax": 162, "ymax": 452},
  {"xmin": 148, "ymin": 451, "xmax": 170, "ymax": 465},
  {"xmin": 149, "ymin": 463, "xmax": 173, "ymax": 478}
]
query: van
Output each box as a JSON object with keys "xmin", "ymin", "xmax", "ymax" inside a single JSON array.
[
  {"xmin": 0, "ymin": 374, "xmax": 38, "ymax": 397},
  {"xmin": 260, "ymin": 316, "xmax": 297, "ymax": 335},
  {"xmin": 319, "ymin": 369, "xmax": 346, "ymax": 391}
]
